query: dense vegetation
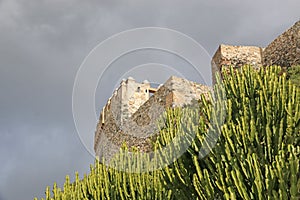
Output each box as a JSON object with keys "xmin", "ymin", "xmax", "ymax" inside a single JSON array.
[
  {"xmin": 36, "ymin": 66, "xmax": 300, "ymax": 200},
  {"xmin": 287, "ymin": 65, "xmax": 300, "ymax": 87}
]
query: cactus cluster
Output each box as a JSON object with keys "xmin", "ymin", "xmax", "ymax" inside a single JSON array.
[
  {"xmin": 36, "ymin": 158, "xmax": 170, "ymax": 200},
  {"xmin": 165, "ymin": 66, "xmax": 300, "ymax": 199},
  {"xmin": 287, "ymin": 65, "xmax": 300, "ymax": 87},
  {"xmin": 36, "ymin": 65, "xmax": 300, "ymax": 200}
]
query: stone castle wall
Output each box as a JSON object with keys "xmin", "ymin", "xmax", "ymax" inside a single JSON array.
[
  {"xmin": 212, "ymin": 20, "xmax": 300, "ymax": 84},
  {"xmin": 212, "ymin": 45, "xmax": 263, "ymax": 69},
  {"xmin": 95, "ymin": 20, "xmax": 300, "ymax": 161},
  {"xmin": 95, "ymin": 77, "xmax": 152, "ymax": 156},
  {"xmin": 98, "ymin": 77, "xmax": 151, "ymax": 129},
  {"xmin": 211, "ymin": 45, "xmax": 263, "ymax": 83},
  {"xmin": 263, "ymin": 20, "xmax": 300, "ymax": 67},
  {"xmin": 94, "ymin": 76, "xmax": 211, "ymax": 161},
  {"xmin": 129, "ymin": 76, "xmax": 211, "ymax": 138}
]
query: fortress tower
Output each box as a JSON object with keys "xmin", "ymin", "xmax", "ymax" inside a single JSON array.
[
  {"xmin": 99, "ymin": 77, "xmax": 156, "ymax": 129},
  {"xmin": 94, "ymin": 76, "xmax": 211, "ymax": 161}
]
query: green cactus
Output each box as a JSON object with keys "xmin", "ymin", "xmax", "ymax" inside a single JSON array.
[{"xmin": 35, "ymin": 65, "xmax": 300, "ymax": 200}]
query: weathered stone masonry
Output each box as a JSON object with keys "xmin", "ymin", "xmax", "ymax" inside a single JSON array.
[
  {"xmin": 94, "ymin": 76, "xmax": 211, "ymax": 161},
  {"xmin": 211, "ymin": 45, "xmax": 263, "ymax": 83},
  {"xmin": 95, "ymin": 20, "xmax": 300, "ymax": 161},
  {"xmin": 212, "ymin": 20, "xmax": 300, "ymax": 84},
  {"xmin": 263, "ymin": 20, "xmax": 300, "ymax": 67}
]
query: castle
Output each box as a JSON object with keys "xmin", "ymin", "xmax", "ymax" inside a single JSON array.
[
  {"xmin": 94, "ymin": 20, "xmax": 300, "ymax": 161},
  {"xmin": 94, "ymin": 76, "xmax": 211, "ymax": 160}
]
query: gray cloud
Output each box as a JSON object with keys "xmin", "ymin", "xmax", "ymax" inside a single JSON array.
[{"xmin": 0, "ymin": 0, "xmax": 299, "ymax": 199}]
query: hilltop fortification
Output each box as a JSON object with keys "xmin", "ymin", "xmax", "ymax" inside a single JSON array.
[
  {"xmin": 95, "ymin": 20, "xmax": 300, "ymax": 160},
  {"xmin": 94, "ymin": 76, "xmax": 211, "ymax": 160},
  {"xmin": 212, "ymin": 20, "xmax": 300, "ymax": 83}
]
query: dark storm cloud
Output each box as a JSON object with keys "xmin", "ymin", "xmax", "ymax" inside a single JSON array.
[{"xmin": 0, "ymin": 0, "xmax": 299, "ymax": 199}]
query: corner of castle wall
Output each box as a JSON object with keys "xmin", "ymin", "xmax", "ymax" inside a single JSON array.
[
  {"xmin": 262, "ymin": 20, "xmax": 300, "ymax": 67},
  {"xmin": 211, "ymin": 44, "xmax": 263, "ymax": 84}
]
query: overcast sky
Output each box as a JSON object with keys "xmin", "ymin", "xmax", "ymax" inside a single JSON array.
[{"xmin": 0, "ymin": 0, "xmax": 299, "ymax": 199}]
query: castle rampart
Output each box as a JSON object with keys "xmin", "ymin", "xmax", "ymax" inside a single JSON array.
[
  {"xmin": 95, "ymin": 20, "xmax": 300, "ymax": 161},
  {"xmin": 263, "ymin": 20, "xmax": 300, "ymax": 67},
  {"xmin": 94, "ymin": 76, "xmax": 211, "ymax": 161},
  {"xmin": 212, "ymin": 20, "xmax": 300, "ymax": 84}
]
